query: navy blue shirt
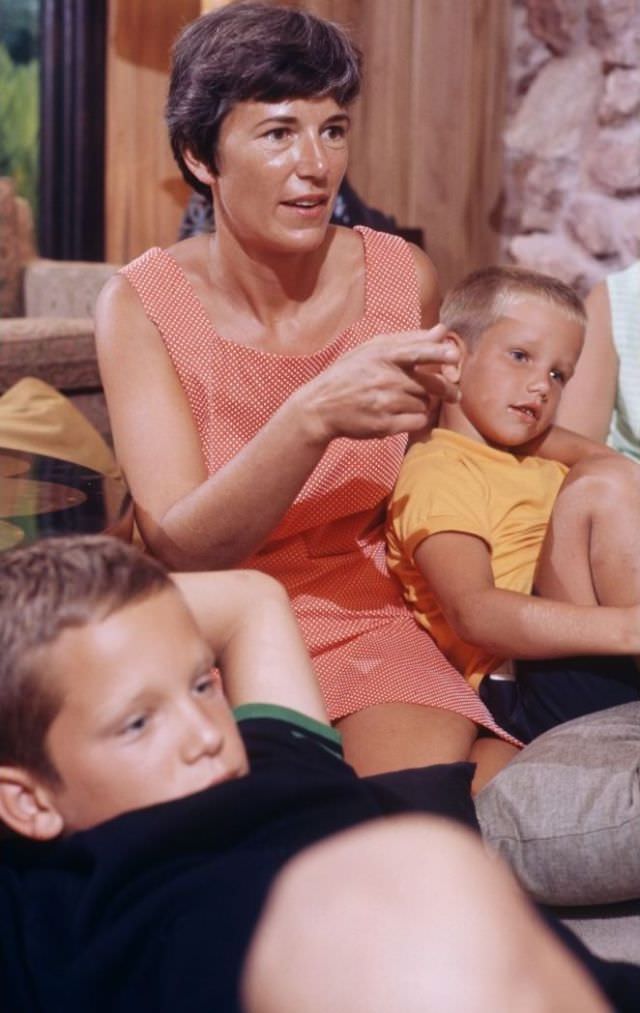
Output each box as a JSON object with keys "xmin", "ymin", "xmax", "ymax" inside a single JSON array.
[
  {"xmin": 1, "ymin": 707, "xmax": 637, "ymax": 1011},
  {"xmin": 0, "ymin": 708, "xmax": 477, "ymax": 1012}
]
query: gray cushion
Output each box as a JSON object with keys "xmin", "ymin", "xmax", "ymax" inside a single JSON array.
[
  {"xmin": 556, "ymin": 900, "xmax": 640, "ymax": 964},
  {"xmin": 476, "ymin": 702, "xmax": 640, "ymax": 906}
]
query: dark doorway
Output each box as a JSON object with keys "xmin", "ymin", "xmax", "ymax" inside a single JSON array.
[{"xmin": 39, "ymin": 0, "xmax": 106, "ymax": 260}]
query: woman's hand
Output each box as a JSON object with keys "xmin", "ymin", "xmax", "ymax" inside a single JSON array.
[{"xmin": 297, "ymin": 325, "xmax": 460, "ymax": 445}]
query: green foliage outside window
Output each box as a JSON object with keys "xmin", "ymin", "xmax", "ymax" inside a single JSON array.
[{"xmin": 0, "ymin": 0, "xmax": 39, "ymax": 216}]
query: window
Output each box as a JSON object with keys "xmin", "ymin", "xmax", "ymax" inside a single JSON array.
[{"xmin": 0, "ymin": 0, "xmax": 39, "ymax": 220}]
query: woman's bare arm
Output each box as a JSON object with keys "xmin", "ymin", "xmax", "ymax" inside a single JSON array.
[
  {"xmin": 410, "ymin": 244, "xmax": 441, "ymax": 328},
  {"xmin": 172, "ymin": 570, "xmax": 327, "ymax": 719},
  {"xmin": 555, "ymin": 281, "xmax": 618, "ymax": 442},
  {"xmin": 96, "ymin": 275, "xmax": 458, "ymax": 570}
]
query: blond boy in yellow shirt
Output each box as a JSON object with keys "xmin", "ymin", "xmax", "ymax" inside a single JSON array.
[{"xmin": 387, "ymin": 266, "xmax": 640, "ymax": 781}]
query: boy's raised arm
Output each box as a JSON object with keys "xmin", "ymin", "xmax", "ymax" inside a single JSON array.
[
  {"xmin": 171, "ymin": 570, "xmax": 328, "ymax": 722},
  {"xmin": 530, "ymin": 424, "xmax": 617, "ymax": 467},
  {"xmin": 415, "ymin": 532, "xmax": 640, "ymax": 660}
]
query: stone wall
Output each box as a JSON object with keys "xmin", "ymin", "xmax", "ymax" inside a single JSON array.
[{"xmin": 503, "ymin": 0, "xmax": 640, "ymax": 294}]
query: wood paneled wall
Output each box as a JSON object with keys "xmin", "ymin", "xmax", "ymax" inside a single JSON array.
[
  {"xmin": 105, "ymin": 0, "xmax": 199, "ymax": 264},
  {"xmin": 350, "ymin": 0, "xmax": 510, "ymax": 290},
  {"xmin": 106, "ymin": 0, "xmax": 510, "ymax": 289}
]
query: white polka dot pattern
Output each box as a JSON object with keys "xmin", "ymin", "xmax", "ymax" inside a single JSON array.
[{"xmin": 121, "ymin": 227, "xmax": 518, "ymax": 744}]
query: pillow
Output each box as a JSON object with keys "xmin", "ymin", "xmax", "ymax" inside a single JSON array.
[
  {"xmin": 476, "ymin": 702, "xmax": 640, "ymax": 906},
  {"xmin": 0, "ymin": 377, "xmax": 120, "ymax": 479}
]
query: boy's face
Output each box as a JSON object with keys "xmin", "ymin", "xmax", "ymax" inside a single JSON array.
[
  {"xmin": 40, "ymin": 587, "xmax": 249, "ymax": 834},
  {"xmin": 455, "ymin": 298, "xmax": 584, "ymax": 449}
]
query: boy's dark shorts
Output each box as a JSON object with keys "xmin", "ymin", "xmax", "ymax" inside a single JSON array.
[{"xmin": 479, "ymin": 654, "xmax": 640, "ymax": 744}]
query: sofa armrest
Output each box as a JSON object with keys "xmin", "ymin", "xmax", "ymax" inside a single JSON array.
[
  {"xmin": 0, "ymin": 317, "xmax": 112, "ymax": 442},
  {"xmin": 23, "ymin": 259, "xmax": 119, "ymax": 318},
  {"xmin": 0, "ymin": 317, "xmax": 98, "ymax": 391}
]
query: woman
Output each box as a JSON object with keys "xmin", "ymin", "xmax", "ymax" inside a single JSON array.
[
  {"xmin": 96, "ymin": 2, "xmax": 518, "ymax": 779},
  {"xmin": 557, "ymin": 260, "xmax": 640, "ymax": 459}
]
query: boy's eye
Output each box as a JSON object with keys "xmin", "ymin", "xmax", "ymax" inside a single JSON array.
[
  {"xmin": 509, "ymin": 349, "xmax": 528, "ymax": 362},
  {"xmin": 119, "ymin": 713, "xmax": 149, "ymax": 737},
  {"xmin": 193, "ymin": 672, "xmax": 218, "ymax": 697},
  {"xmin": 550, "ymin": 368, "xmax": 565, "ymax": 384}
]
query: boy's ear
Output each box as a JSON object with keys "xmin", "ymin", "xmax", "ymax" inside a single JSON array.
[
  {"xmin": 440, "ymin": 331, "xmax": 467, "ymax": 383},
  {"xmin": 182, "ymin": 148, "xmax": 217, "ymax": 187},
  {"xmin": 0, "ymin": 767, "xmax": 64, "ymax": 841}
]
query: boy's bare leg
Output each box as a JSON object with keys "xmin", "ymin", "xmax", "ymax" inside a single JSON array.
[
  {"xmin": 337, "ymin": 703, "xmax": 478, "ymax": 775},
  {"xmin": 535, "ymin": 455, "xmax": 640, "ymax": 607},
  {"xmin": 242, "ymin": 816, "xmax": 609, "ymax": 1013}
]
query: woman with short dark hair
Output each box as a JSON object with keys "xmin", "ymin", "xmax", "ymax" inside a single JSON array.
[{"xmin": 96, "ymin": 1, "xmax": 515, "ymax": 777}]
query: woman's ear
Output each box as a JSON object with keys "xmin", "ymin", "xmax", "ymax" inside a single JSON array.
[
  {"xmin": 0, "ymin": 767, "xmax": 64, "ymax": 841},
  {"xmin": 183, "ymin": 149, "xmax": 217, "ymax": 188},
  {"xmin": 440, "ymin": 332, "xmax": 466, "ymax": 383}
]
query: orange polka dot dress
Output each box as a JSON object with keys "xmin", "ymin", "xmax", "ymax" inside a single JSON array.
[{"xmin": 121, "ymin": 226, "xmax": 518, "ymax": 744}]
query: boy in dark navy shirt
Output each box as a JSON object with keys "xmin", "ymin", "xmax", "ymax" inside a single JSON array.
[{"xmin": 0, "ymin": 536, "xmax": 635, "ymax": 1012}]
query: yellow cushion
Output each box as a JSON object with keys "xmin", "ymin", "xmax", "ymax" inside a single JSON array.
[{"xmin": 0, "ymin": 377, "xmax": 120, "ymax": 480}]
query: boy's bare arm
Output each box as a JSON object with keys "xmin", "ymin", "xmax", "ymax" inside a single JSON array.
[
  {"xmin": 171, "ymin": 571, "xmax": 328, "ymax": 721},
  {"xmin": 415, "ymin": 532, "xmax": 640, "ymax": 659},
  {"xmin": 526, "ymin": 425, "xmax": 617, "ymax": 467},
  {"xmin": 555, "ymin": 280, "xmax": 618, "ymax": 443}
]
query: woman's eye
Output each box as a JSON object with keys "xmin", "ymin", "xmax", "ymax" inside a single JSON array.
[
  {"xmin": 264, "ymin": 127, "xmax": 291, "ymax": 142},
  {"xmin": 322, "ymin": 124, "xmax": 347, "ymax": 145}
]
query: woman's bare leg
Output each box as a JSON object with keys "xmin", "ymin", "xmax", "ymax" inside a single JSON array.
[
  {"xmin": 336, "ymin": 702, "xmax": 478, "ymax": 775},
  {"xmin": 470, "ymin": 737, "xmax": 520, "ymax": 794},
  {"xmin": 243, "ymin": 816, "xmax": 609, "ymax": 1013},
  {"xmin": 536, "ymin": 454, "xmax": 640, "ymax": 607}
]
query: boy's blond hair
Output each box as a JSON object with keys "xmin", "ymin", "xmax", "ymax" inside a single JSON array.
[
  {"xmin": 0, "ymin": 535, "xmax": 170, "ymax": 783},
  {"xmin": 440, "ymin": 266, "xmax": 586, "ymax": 347}
]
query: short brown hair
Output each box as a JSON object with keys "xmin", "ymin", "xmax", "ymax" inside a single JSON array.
[
  {"xmin": 0, "ymin": 535, "xmax": 170, "ymax": 782},
  {"xmin": 440, "ymin": 266, "xmax": 586, "ymax": 347},
  {"xmin": 167, "ymin": 0, "xmax": 361, "ymax": 195}
]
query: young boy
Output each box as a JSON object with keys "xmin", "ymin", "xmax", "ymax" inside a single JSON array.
[
  {"xmin": 0, "ymin": 534, "xmax": 634, "ymax": 1012},
  {"xmin": 387, "ymin": 265, "xmax": 640, "ymax": 764}
]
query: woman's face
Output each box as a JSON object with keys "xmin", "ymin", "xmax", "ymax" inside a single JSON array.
[{"xmin": 186, "ymin": 96, "xmax": 350, "ymax": 255}]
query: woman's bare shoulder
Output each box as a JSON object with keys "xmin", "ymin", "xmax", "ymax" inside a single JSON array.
[
  {"xmin": 95, "ymin": 271, "xmax": 162, "ymax": 355},
  {"xmin": 408, "ymin": 243, "xmax": 441, "ymax": 326},
  {"xmin": 95, "ymin": 271, "xmax": 139, "ymax": 324}
]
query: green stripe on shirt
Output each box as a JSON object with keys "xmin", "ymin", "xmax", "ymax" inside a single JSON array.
[{"xmin": 234, "ymin": 703, "xmax": 342, "ymax": 750}]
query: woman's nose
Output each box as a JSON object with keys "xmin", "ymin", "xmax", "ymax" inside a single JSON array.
[{"xmin": 296, "ymin": 132, "xmax": 328, "ymax": 177}]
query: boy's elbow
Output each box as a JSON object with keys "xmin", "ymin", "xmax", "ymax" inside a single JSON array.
[
  {"xmin": 445, "ymin": 597, "xmax": 485, "ymax": 645},
  {"xmin": 229, "ymin": 571, "xmax": 294, "ymax": 620}
]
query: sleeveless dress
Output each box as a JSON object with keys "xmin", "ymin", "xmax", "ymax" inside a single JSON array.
[
  {"xmin": 121, "ymin": 226, "xmax": 517, "ymax": 744},
  {"xmin": 606, "ymin": 260, "xmax": 640, "ymax": 463}
]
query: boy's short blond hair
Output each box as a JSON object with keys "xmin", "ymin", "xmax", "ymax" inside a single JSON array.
[
  {"xmin": 440, "ymin": 266, "xmax": 586, "ymax": 347},
  {"xmin": 0, "ymin": 535, "xmax": 170, "ymax": 783}
]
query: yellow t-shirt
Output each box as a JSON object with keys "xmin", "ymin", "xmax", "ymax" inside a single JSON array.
[{"xmin": 386, "ymin": 429, "xmax": 568, "ymax": 690}]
